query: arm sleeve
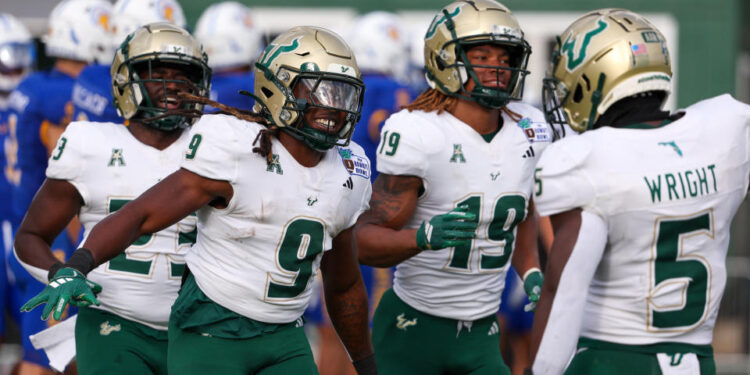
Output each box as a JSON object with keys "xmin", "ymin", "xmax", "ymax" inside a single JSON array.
[
  {"xmin": 375, "ymin": 112, "xmax": 431, "ymax": 178},
  {"xmin": 180, "ymin": 115, "xmax": 241, "ymax": 183},
  {"xmin": 532, "ymin": 210, "xmax": 608, "ymax": 375}
]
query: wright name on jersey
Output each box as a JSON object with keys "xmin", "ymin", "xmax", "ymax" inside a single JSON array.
[
  {"xmin": 180, "ymin": 114, "xmax": 372, "ymax": 324},
  {"xmin": 46, "ymin": 121, "xmax": 197, "ymax": 330},
  {"xmin": 535, "ymin": 94, "xmax": 750, "ymax": 345},
  {"xmin": 377, "ymin": 102, "xmax": 551, "ymax": 321}
]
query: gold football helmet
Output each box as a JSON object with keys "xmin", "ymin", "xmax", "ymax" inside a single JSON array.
[
  {"xmin": 253, "ymin": 26, "xmax": 365, "ymax": 151},
  {"xmin": 111, "ymin": 22, "xmax": 211, "ymax": 130},
  {"xmin": 423, "ymin": 0, "xmax": 530, "ymax": 108},
  {"xmin": 543, "ymin": 8, "xmax": 672, "ymax": 133}
]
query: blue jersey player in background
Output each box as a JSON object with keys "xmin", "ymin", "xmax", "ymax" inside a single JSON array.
[
  {"xmin": 0, "ymin": 13, "xmax": 35, "ymax": 358},
  {"xmin": 6, "ymin": 1, "xmax": 112, "ymax": 373},
  {"xmin": 72, "ymin": 0, "xmax": 190, "ymax": 125},
  {"xmin": 195, "ymin": 2, "xmax": 264, "ymax": 113}
]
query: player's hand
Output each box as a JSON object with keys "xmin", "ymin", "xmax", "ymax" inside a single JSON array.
[
  {"xmin": 416, "ymin": 205, "xmax": 478, "ymax": 250},
  {"xmin": 523, "ymin": 269, "xmax": 544, "ymax": 312},
  {"xmin": 20, "ymin": 268, "xmax": 101, "ymax": 320}
]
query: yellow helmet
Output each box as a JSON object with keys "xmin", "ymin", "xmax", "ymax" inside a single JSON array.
[
  {"xmin": 543, "ymin": 8, "xmax": 672, "ymax": 133},
  {"xmin": 253, "ymin": 26, "xmax": 365, "ymax": 151},
  {"xmin": 111, "ymin": 22, "xmax": 211, "ymax": 131},
  {"xmin": 423, "ymin": 0, "xmax": 530, "ymax": 108}
]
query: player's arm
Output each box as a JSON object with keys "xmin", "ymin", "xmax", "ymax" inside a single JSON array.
[
  {"xmin": 21, "ymin": 168, "xmax": 232, "ymax": 320},
  {"xmin": 529, "ymin": 209, "xmax": 607, "ymax": 375},
  {"xmin": 14, "ymin": 178, "xmax": 83, "ymax": 281},
  {"xmin": 321, "ymin": 226, "xmax": 376, "ymax": 374},
  {"xmin": 511, "ymin": 198, "xmax": 544, "ymax": 311},
  {"xmin": 355, "ymin": 173, "xmax": 422, "ymax": 267},
  {"xmin": 82, "ymin": 168, "xmax": 231, "ymax": 264}
]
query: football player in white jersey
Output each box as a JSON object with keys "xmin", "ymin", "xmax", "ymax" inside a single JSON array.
[
  {"xmin": 354, "ymin": 1, "xmax": 548, "ymax": 373},
  {"xmin": 530, "ymin": 8, "xmax": 750, "ymax": 375},
  {"xmin": 21, "ymin": 26, "xmax": 376, "ymax": 375},
  {"xmin": 15, "ymin": 23, "xmax": 211, "ymax": 374}
]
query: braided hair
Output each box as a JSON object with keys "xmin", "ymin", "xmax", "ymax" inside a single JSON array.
[
  {"xmin": 403, "ymin": 88, "xmax": 523, "ymax": 122},
  {"xmin": 177, "ymin": 92, "xmax": 280, "ymax": 166}
]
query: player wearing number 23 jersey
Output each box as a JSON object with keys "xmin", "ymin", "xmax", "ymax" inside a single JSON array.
[
  {"xmin": 530, "ymin": 9, "xmax": 750, "ymax": 375},
  {"xmin": 15, "ymin": 23, "xmax": 211, "ymax": 375}
]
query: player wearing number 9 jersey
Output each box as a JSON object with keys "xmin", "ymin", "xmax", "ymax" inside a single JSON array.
[
  {"xmin": 355, "ymin": 1, "xmax": 550, "ymax": 374},
  {"xmin": 20, "ymin": 26, "xmax": 377, "ymax": 375},
  {"xmin": 14, "ymin": 23, "xmax": 211, "ymax": 374},
  {"xmin": 529, "ymin": 9, "xmax": 750, "ymax": 375}
]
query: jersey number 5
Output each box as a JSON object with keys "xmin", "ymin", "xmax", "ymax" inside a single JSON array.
[{"xmin": 648, "ymin": 211, "xmax": 712, "ymax": 330}]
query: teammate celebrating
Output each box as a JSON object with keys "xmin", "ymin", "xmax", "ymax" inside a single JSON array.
[
  {"xmin": 22, "ymin": 26, "xmax": 376, "ymax": 374},
  {"xmin": 530, "ymin": 8, "xmax": 750, "ymax": 374},
  {"xmin": 355, "ymin": 1, "xmax": 547, "ymax": 373},
  {"xmin": 15, "ymin": 22, "xmax": 211, "ymax": 374}
]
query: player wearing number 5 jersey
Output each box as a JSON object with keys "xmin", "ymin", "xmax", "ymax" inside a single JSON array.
[
  {"xmin": 355, "ymin": 1, "xmax": 549, "ymax": 374},
  {"xmin": 21, "ymin": 26, "xmax": 377, "ymax": 375},
  {"xmin": 15, "ymin": 23, "xmax": 211, "ymax": 374},
  {"xmin": 530, "ymin": 9, "xmax": 750, "ymax": 375}
]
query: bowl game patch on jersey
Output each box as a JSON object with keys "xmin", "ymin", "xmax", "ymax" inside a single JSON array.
[
  {"xmin": 517, "ymin": 117, "xmax": 552, "ymax": 143},
  {"xmin": 338, "ymin": 147, "xmax": 371, "ymax": 179}
]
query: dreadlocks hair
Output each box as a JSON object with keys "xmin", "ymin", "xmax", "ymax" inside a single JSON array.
[
  {"xmin": 176, "ymin": 92, "xmax": 279, "ymax": 166},
  {"xmin": 403, "ymin": 88, "xmax": 457, "ymax": 114},
  {"xmin": 403, "ymin": 88, "xmax": 523, "ymax": 122}
]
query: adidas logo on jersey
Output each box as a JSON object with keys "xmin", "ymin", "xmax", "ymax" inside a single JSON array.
[
  {"xmin": 99, "ymin": 321, "xmax": 121, "ymax": 336},
  {"xmin": 396, "ymin": 313, "xmax": 417, "ymax": 330},
  {"xmin": 521, "ymin": 146, "xmax": 535, "ymax": 158},
  {"xmin": 342, "ymin": 177, "xmax": 353, "ymax": 190},
  {"xmin": 488, "ymin": 321, "xmax": 499, "ymax": 336}
]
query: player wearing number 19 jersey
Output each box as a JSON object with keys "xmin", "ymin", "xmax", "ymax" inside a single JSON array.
[
  {"xmin": 530, "ymin": 9, "xmax": 750, "ymax": 375},
  {"xmin": 15, "ymin": 23, "xmax": 211, "ymax": 375},
  {"xmin": 355, "ymin": 1, "xmax": 549, "ymax": 374}
]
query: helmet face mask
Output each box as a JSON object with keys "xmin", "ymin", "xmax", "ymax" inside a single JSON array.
[
  {"xmin": 111, "ymin": 23, "xmax": 212, "ymax": 131},
  {"xmin": 254, "ymin": 26, "xmax": 365, "ymax": 151},
  {"xmin": 424, "ymin": 0, "xmax": 531, "ymax": 109},
  {"xmin": 543, "ymin": 9, "xmax": 672, "ymax": 133}
]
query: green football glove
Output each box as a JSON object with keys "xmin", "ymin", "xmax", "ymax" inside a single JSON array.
[
  {"xmin": 522, "ymin": 268, "xmax": 544, "ymax": 312},
  {"xmin": 20, "ymin": 267, "xmax": 101, "ymax": 321},
  {"xmin": 416, "ymin": 205, "xmax": 478, "ymax": 251}
]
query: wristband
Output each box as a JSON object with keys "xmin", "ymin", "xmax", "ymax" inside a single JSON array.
[
  {"xmin": 522, "ymin": 267, "xmax": 542, "ymax": 282},
  {"xmin": 46, "ymin": 262, "xmax": 65, "ymax": 281},
  {"xmin": 352, "ymin": 354, "xmax": 377, "ymax": 375},
  {"xmin": 62, "ymin": 248, "xmax": 96, "ymax": 276}
]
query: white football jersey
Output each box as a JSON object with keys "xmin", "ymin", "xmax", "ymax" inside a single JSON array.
[
  {"xmin": 377, "ymin": 102, "xmax": 551, "ymax": 321},
  {"xmin": 46, "ymin": 121, "xmax": 196, "ymax": 331},
  {"xmin": 181, "ymin": 114, "xmax": 371, "ymax": 324},
  {"xmin": 535, "ymin": 94, "xmax": 750, "ymax": 345}
]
